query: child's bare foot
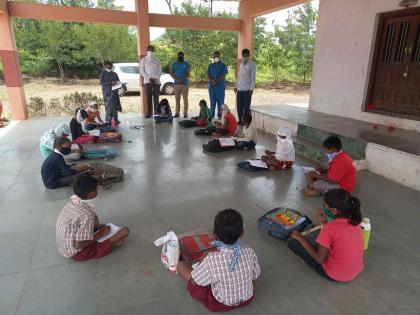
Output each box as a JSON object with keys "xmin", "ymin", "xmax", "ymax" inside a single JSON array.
[{"xmin": 304, "ymin": 188, "xmax": 318, "ymax": 197}]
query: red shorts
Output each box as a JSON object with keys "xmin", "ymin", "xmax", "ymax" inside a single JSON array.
[
  {"xmin": 73, "ymin": 240, "xmax": 112, "ymax": 262},
  {"xmin": 187, "ymin": 279, "xmax": 253, "ymax": 312},
  {"xmin": 73, "ymin": 135, "xmax": 97, "ymax": 144}
]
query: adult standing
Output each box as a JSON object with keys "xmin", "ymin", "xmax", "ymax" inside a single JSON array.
[
  {"xmin": 140, "ymin": 45, "xmax": 162, "ymax": 118},
  {"xmin": 99, "ymin": 61, "xmax": 122, "ymax": 123},
  {"xmin": 207, "ymin": 51, "xmax": 228, "ymax": 119},
  {"xmin": 171, "ymin": 52, "xmax": 190, "ymax": 118},
  {"xmin": 235, "ymin": 49, "xmax": 256, "ymax": 125}
]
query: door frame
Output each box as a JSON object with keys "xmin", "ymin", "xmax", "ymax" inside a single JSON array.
[{"xmin": 365, "ymin": 6, "xmax": 420, "ymax": 119}]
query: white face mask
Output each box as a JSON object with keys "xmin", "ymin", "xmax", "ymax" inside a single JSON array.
[
  {"xmin": 81, "ymin": 195, "xmax": 98, "ymax": 203},
  {"xmin": 105, "ymin": 68, "xmax": 112, "ymax": 72},
  {"xmin": 90, "ymin": 108, "xmax": 98, "ymax": 112},
  {"xmin": 214, "ymin": 57, "xmax": 220, "ymax": 63},
  {"xmin": 147, "ymin": 51, "xmax": 155, "ymax": 57}
]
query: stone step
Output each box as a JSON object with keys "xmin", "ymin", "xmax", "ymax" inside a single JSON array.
[
  {"xmin": 297, "ymin": 124, "xmax": 367, "ymax": 160},
  {"xmin": 294, "ymin": 136, "xmax": 367, "ymax": 170}
]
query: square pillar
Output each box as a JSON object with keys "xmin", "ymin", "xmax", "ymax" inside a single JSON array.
[
  {"xmin": 0, "ymin": 0, "xmax": 28, "ymax": 120},
  {"xmin": 237, "ymin": 10, "xmax": 254, "ymax": 68},
  {"xmin": 135, "ymin": 0, "xmax": 150, "ymax": 116}
]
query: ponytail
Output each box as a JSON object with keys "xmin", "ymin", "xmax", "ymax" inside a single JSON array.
[
  {"xmin": 324, "ymin": 189, "xmax": 363, "ymax": 226},
  {"xmin": 348, "ymin": 196, "xmax": 362, "ymax": 226}
]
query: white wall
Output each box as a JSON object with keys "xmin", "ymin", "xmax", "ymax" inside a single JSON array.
[{"xmin": 310, "ymin": 0, "xmax": 420, "ymax": 132}]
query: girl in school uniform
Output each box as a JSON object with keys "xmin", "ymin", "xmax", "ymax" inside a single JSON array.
[{"xmin": 287, "ymin": 189, "xmax": 364, "ymax": 282}]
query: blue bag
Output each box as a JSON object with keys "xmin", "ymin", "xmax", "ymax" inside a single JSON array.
[
  {"xmin": 258, "ymin": 207, "xmax": 313, "ymax": 241},
  {"xmin": 82, "ymin": 147, "xmax": 117, "ymax": 160}
]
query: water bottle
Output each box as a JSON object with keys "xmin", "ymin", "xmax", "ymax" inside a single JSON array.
[
  {"xmin": 361, "ymin": 218, "xmax": 371, "ymax": 250},
  {"xmin": 111, "ymin": 117, "xmax": 116, "ymax": 129}
]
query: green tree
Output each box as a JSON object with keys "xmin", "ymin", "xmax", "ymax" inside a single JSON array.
[{"xmin": 274, "ymin": 3, "xmax": 317, "ymax": 82}]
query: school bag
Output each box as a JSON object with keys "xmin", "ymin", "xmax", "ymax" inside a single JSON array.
[
  {"xmin": 97, "ymin": 131, "xmax": 122, "ymax": 143},
  {"xmin": 202, "ymin": 139, "xmax": 235, "ymax": 153},
  {"xmin": 82, "ymin": 147, "xmax": 117, "ymax": 160},
  {"xmin": 258, "ymin": 207, "xmax": 313, "ymax": 241},
  {"xmin": 178, "ymin": 120, "xmax": 197, "ymax": 128},
  {"xmin": 237, "ymin": 161, "xmax": 266, "ymax": 172},
  {"xmin": 194, "ymin": 127, "xmax": 215, "ymax": 136},
  {"xmin": 178, "ymin": 231, "xmax": 217, "ymax": 265},
  {"xmin": 87, "ymin": 162, "xmax": 124, "ymax": 186}
]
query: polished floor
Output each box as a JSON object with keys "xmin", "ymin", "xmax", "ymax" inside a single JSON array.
[{"xmin": 0, "ymin": 115, "xmax": 419, "ymax": 315}]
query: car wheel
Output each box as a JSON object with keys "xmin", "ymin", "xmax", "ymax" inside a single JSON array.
[
  {"xmin": 118, "ymin": 85, "xmax": 127, "ymax": 97},
  {"xmin": 163, "ymin": 83, "xmax": 174, "ymax": 95}
]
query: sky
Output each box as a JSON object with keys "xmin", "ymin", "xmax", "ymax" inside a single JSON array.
[{"xmin": 115, "ymin": 0, "xmax": 320, "ymax": 40}]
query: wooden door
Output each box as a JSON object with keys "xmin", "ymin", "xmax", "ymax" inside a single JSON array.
[{"xmin": 368, "ymin": 10, "xmax": 420, "ymax": 119}]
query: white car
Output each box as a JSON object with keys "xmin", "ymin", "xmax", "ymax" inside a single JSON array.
[{"xmin": 112, "ymin": 63, "xmax": 175, "ymax": 96}]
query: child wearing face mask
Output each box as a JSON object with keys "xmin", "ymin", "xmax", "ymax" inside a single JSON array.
[
  {"xmin": 41, "ymin": 137, "xmax": 89, "ymax": 189},
  {"xmin": 212, "ymin": 104, "xmax": 237, "ymax": 137},
  {"xmin": 86, "ymin": 101, "xmax": 104, "ymax": 124},
  {"xmin": 304, "ymin": 136, "xmax": 356, "ymax": 196},
  {"xmin": 56, "ymin": 174, "xmax": 129, "ymax": 261},
  {"xmin": 70, "ymin": 108, "xmax": 97, "ymax": 144},
  {"xmin": 287, "ymin": 189, "xmax": 364, "ymax": 282},
  {"xmin": 261, "ymin": 127, "xmax": 295, "ymax": 170}
]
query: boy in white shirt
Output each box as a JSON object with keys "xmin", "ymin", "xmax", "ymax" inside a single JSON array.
[{"xmin": 235, "ymin": 114, "xmax": 257, "ymax": 150}]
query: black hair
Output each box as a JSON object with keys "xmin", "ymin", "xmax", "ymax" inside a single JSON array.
[
  {"xmin": 73, "ymin": 174, "xmax": 98, "ymax": 200},
  {"xmin": 213, "ymin": 209, "xmax": 243, "ymax": 245},
  {"xmin": 177, "ymin": 51, "xmax": 184, "ymax": 56},
  {"xmin": 213, "ymin": 51, "xmax": 221, "ymax": 56},
  {"xmin": 199, "ymin": 99, "xmax": 207, "ymax": 106},
  {"xmin": 54, "ymin": 136, "xmax": 71, "ymax": 149},
  {"xmin": 74, "ymin": 107, "xmax": 81, "ymax": 116},
  {"xmin": 147, "ymin": 45, "xmax": 154, "ymax": 51},
  {"xmin": 242, "ymin": 48, "xmax": 250, "ymax": 55},
  {"xmin": 160, "ymin": 98, "xmax": 169, "ymax": 106},
  {"xmin": 104, "ymin": 60, "xmax": 113, "ymax": 67},
  {"xmin": 324, "ymin": 189, "xmax": 362, "ymax": 226},
  {"xmin": 242, "ymin": 114, "xmax": 252, "ymax": 124},
  {"xmin": 323, "ymin": 136, "xmax": 342, "ymax": 150},
  {"xmin": 80, "ymin": 109, "xmax": 88, "ymax": 119}
]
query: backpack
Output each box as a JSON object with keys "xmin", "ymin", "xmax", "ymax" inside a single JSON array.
[
  {"xmin": 179, "ymin": 232, "xmax": 217, "ymax": 265},
  {"xmin": 194, "ymin": 127, "xmax": 215, "ymax": 136},
  {"xmin": 258, "ymin": 207, "xmax": 313, "ymax": 241},
  {"xmin": 82, "ymin": 147, "xmax": 117, "ymax": 160},
  {"xmin": 97, "ymin": 131, "xmax": 122, "ymax": 143},
  {"xmin": 237, "ymin": 161, "xmax": 266, "ymax": 172},
  {"xmin": 87, "ymin": 162, "xmax": 124, "ymax": 187},
  {"xmin": 178, "ymin": 120, "xmax": 197, "ymax": 128},
  {"xmin": 202, "ymin": 139, "xmax": 235, "ymax": 153}
]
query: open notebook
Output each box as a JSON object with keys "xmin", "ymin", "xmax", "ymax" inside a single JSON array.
[{"xmin": 95, "ymin": 223, "xmax": 121, "ymax": 243}]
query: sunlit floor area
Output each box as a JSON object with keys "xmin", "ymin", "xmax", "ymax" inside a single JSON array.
[{"xmin": 0, "ymin": 115, "xmax": 419, "ymax": 315}]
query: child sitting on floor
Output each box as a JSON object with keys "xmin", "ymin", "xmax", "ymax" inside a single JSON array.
[
  {"xmin": 287, "ymin": 189, "xmax": 364, "ymax": 282},
  {"xmin": 177, "ymin": 209, "xmax": 261, "ymax": 312},
  {"xmin": 304, "ymin": 136, "xmax": 356, "ymax": 196},
  {"xmin": 41, "ymin": 137, "xmax": 88, "ymax": 189},
  {"xmin": 56, "ymin": 174, "xmax": 129, "ymax": 261},
  {"xmin": 261, "ymin": 127, "xmax": 295, "ymax": 170},
  {"xmin": 234, "ymin": 114, "xmax": 257, "ymax": 150},
  {"xmin": 193, "ymin": 99, "xmax": 213, "ymax": 127},
  {"xmin": 86, "ymin": 100, "xmax": 105, "ymax": 124},
  {"xmin": 70, "ymin": 109, "xmax": 97, "ymax": 144},
  {"xmin": 213, "ymin": 104, "xmax": 237, "ymax": 137},
  {"xmin": 154, "ymin": 98, "xmax": 173, "ymax": 123}
]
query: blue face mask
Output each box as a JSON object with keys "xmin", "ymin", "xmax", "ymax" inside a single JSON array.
[{"xmin": 326, "ymin": 151, "xmax": 340, "ymax": 163}]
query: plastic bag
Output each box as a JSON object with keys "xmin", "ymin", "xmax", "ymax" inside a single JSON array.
[{"xmin": 154, "ymin": 231, "xmax": 179, "ymax": 272}]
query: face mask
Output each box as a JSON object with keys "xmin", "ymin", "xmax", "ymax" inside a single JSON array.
[
  {"xmin": 243, "ymin": 57, "xmax": 250, "ymax": 62},
  {"xmin": 90, "ymin": 108, "xmax": 98, "ymax": 112},
  {"xmin": 178, "ymin": 56, "xmax": 184, "ymax": 62},
  {"xmin": 147, "ymin": 51, "xmax": 155, "ymax": 57},
  {"xmin": 60, "ymin": 147, "xmax": 71, "ymax": 155},
  {"xmin": 214, "ymin": 57, "xmax": 220, "ymax": 63},
  {"xmin": 106, "ymin": 68, "xmax": 112, "ymax": 72},
  {"xmin": 326, "ymin": 152, "xmax": 339, "ymax": 163},
  {"xmin": 81, "ymin": 195, "xmax": 98, "ymax": 203},
  {"xmin": 322, "ymin": 207, "xmax": 335, "ymax": 221}
]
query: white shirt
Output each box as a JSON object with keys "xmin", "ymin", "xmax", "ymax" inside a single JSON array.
[
  {"xmin": 236, "ymin": 123, "xmax": 258, "ymax": 143},
  {"xmin": 236, "ymin": 60, "xmax": 256, "ymax": 91},
  {"xmin": 140, "ymin": 55, "xmax": 162, "ymax": 84}
]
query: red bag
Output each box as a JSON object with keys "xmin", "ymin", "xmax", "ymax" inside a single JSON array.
[
  {"xmin": 97, "ymin": 132, "xmax": 122, "ymax": 143},
  {"xmin": 179, "ymin": 232, "xmax": 217, "ymax": 264},
  {"xmin": 195, "ymin": 119, "xmax": 207, "ymax": 127}
]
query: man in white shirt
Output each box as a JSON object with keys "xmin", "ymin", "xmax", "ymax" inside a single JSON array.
[
  {"xmin": 234, "ymin": 49, "xmax": 256, "ymax": 125},
  {"xmin": 140, "ymin": 45, "xmax": 162, "ymax": 118}
]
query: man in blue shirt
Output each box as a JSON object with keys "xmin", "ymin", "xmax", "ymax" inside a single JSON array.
[
  {"xmin": 171, "ymin": 52, "xmax": 191, "ymax": 118},
  {"xmin": 207, "ymin": 51, "xmax": 228, "ymax": 119}
]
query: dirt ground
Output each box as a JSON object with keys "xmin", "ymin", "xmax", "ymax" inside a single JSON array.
[{"xmin": 0, "ymin": 78, "xmax": 310, "ymax": 118}]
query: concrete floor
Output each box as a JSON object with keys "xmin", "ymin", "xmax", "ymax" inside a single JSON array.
[
  {"xmin": 0, "ymin": 115, "xmax": 419, "ymax": 315},
  {"xmin": 254, "ymin": 105, "xmax": 420, "ymax": 156}
]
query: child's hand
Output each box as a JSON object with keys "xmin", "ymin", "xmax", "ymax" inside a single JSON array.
[
  {"xmin": 316, "ymin": 209, "xmax": 328, "ymax": 224},
  {"xmin": 291, "ymin": 230, "xmax": 303, "ymax": 241},
  {"xmin": 95, "ymin": 225, "xmax": 111, "ymax": 240}
]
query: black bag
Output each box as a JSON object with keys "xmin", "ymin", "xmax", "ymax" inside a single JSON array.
[
  {"xmin": 179, "ymin": 120, "xmax": 197, "ymax": 128},
  {"xmin": 194, "ymin": 127, "xmax": 215, "ymax": 136},
  {"xmin": 202, "ymin": 139, "xmax": 235, "ymax": 153},
  {"xmin": 237, "ymin": 161, "xmax": 266, "ymax": 172},
  {"xmin": 258, "ymin": 207, "xmax": 313, "ymax": 241}
]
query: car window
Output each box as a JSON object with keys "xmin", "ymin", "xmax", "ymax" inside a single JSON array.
[{"xmin": 120, "ymin": 66, "xmax": 139, "ymax": 74}]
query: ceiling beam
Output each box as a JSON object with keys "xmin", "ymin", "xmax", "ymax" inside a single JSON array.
[{"xmin": 239, "ymin": 0, "xmax": 309, "ymax": 17}]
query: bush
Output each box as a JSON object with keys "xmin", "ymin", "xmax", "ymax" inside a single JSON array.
[
  {"xmin": 28, "ymin": 97, "xmax": 47, "ymax": 117},
  {"xmin": 47, "ymin": 97, "xmax": 62, "ymax": 116},
  {"xmin": 62, "ymin": 92, "xmax": 103, "ymax": 116}
]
